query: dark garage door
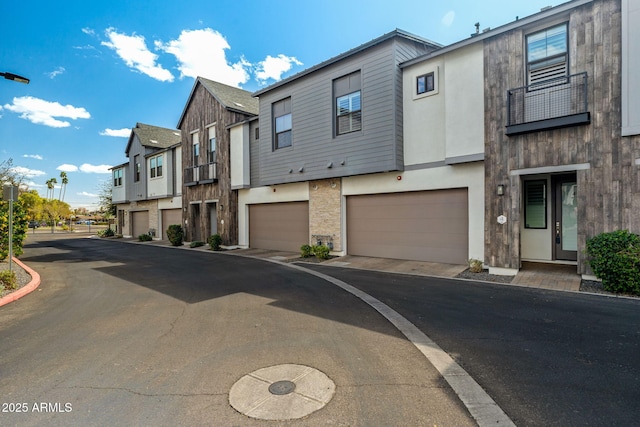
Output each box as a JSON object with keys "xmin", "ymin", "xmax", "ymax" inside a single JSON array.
[
  {"xmin": 249, "ymin": 202, "xmax": 309, "ymax": 252},
  {"xmin": 346, "ymin": 189, "xmax": 468, "ymax": 264}
]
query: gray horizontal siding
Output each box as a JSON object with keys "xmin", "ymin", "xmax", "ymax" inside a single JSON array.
[{"xmin": 254, "ymin": 37, "xmax": 433, "ymax": 186}]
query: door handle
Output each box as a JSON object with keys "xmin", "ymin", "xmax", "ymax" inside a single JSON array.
[{"xmin": 555, "ymin": 221, "xmax": 561, "ymax": 244}]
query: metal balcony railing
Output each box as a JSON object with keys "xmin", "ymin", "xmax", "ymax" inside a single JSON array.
[
  {"xmin": 184, "ymin": 162, "xmax": 217, "ymax": 185},
  {"xmin": 506, "ymin": 72, "xmax": 589, "ymax": 135}
]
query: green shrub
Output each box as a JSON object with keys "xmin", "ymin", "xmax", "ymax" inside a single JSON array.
[
  {"xmin": 0, "ymin": 270, "xmax": 18, "ymax": 291},
  {"xmin": 190, "ymin": 241, "xmax": 205, "ymax": 248},
  {"xmin": 586, "ymin": 230, "xmax": 640, "ymax": 295},
  {"xmin": 138, "ymin": 233, "xmax": 153, "ymax": 242},
  {"xmin": 313, "ymin": 244, "xmax": 331, "ymax": 260},
  {"xmin": 98, "ymin": 228, "xmax": 115, "ymax": 238},
  {"xmin": 208, "ymin": 234, "xmax": 223, "ymax": 251},
  {"xmin": 300, "ymin": 244, "xmax": 313, "ymax": 258},
  {"xmin": 468, "ymin": 258, "xmax": 483, "ymax": 273},
  {"xmin": 166, "ymin": 224, "xmax": 184, "ymax": 246}
]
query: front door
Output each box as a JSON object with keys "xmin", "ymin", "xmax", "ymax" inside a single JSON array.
[
  {"xmin": 552, "ymin": 174, "xmax": 577, "ymax": 261},
  {"xmin": 209, "ymin": 203, "xmax": 217, "ymax": 236}
]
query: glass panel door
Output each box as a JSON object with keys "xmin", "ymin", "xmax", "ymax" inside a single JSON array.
[{"xmin": 553, "ymin": 175, "xmax": 577, "ymax": 260}]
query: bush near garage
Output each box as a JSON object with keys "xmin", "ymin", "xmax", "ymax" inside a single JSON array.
[
  {"xmin": 312, "ymin": 244, "xmax": 331, "ymax": 260},
  {"xmin": 586, "ymin": 230, "xmax": 640, "ymax": 295},
  {"xmin": 166, "ymin": 224, "xmax": 184, "ymax": 247},
  {"xmin": 138, "ymin": 233, "xmax": 153, "ymax": 242},
  {"xmin": 208, "ymin": 234, "xmax": 223, "ymax": 251}
]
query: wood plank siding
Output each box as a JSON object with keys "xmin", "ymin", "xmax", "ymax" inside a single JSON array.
[
  {"xmin": 179, "ymin": 83, "xmax": 254, "ymax": 244},
  {"xmin": 484, "ymin": 0, "xmax": 640, "ymax": 273}
]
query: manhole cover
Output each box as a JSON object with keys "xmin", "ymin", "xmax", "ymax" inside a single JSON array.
[
  {"xmin": 269, "ymin": 380, "xmax": 296, "ymax": 395},
  {"xmin": 229, "ymin": 364, "xmax": 336, "ymax": 421}
]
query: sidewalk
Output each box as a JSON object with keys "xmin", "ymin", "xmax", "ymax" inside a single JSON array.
[{"xmin": 232, "ymin": 248, "xmax": 583, "ymax": 292}]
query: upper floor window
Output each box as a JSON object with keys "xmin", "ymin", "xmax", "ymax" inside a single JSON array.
[
  {"xmin": 150, "ymin": 155, "xmax": 163, "ymax": 178},
  {"xmin": 134, "ymin": 155, "xmax": 141, "ymax": 182},
  {"xmin": 417, "ymin": 72, "xmax": 435, "ymax": 94},
  {"xmin": 273, "ymin": 97, "xmax": 292, "ymax": 150},
  {"xmin": 192, "ymin": 132, "xmax": 200, "ymax": 166},
  {"xmin": 526, "ymin": 23, "xmax": 568, "ymax": 86},
  {"xmin": 207, "ymin": 126, "xmax": 216, "ymax": 163},
  {"xmin": 334, "ymin": 71, "xmax": 362, "ymax": 135},
  {"xmin": 113, "ymin": 169, "xmax": 123, "ymax": 187}
]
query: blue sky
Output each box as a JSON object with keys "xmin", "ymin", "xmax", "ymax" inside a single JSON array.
[{"xmin": 1, "ymin": 0, "xmax": 565, "ymax": 209}]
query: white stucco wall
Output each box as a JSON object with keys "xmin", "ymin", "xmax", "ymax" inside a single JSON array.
[
  {"xmin": 230, "ymin": 123, "xmax": 251, "ymax": 189},
  {"xmin": 342, "ymin": 163, "xmax": 485, "ymax": 261},
  {"xmin": 403, "ymin": 43, "xmax": 484, "ymax": 165}
]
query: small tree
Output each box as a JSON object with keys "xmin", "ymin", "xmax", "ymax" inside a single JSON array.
[
  {"xmin": 208, "ymin": 234, "xmax": 223, "ymax": 251},
  {"xmin": 0, "ymin": 198, "xmax": 28, "ymax": 260}
]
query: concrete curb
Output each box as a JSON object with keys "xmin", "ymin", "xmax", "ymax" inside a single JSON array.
[{"xmin": 0, "ymin": 257, "xmax": 41, "ymax": 307}]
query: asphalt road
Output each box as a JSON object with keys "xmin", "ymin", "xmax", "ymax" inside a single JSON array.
[
  {"xmin": 304, "ymin": 264, "xmax": 640, "ymax": 427},
  {"xmin": 0, "ymin": 235, "xmax": 475, "ymax": 426}
]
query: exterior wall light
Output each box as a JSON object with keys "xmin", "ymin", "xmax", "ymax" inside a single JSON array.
[{"xmin": 497, "ymin": 184, "xmax": 505, "ymax": 196}]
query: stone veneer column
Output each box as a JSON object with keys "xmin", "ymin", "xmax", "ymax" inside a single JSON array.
[{"xmin": 308, "ymin": 179, "xmax": 342, "ymax": 252}]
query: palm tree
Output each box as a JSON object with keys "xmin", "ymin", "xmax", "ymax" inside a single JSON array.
[
  {"xmin": 58, "ymin": 171, "xmax": 68, "ymax": 201},
  {"xmin": 46, "ymin": 177, "xmax": 57, "ymax": 200}
]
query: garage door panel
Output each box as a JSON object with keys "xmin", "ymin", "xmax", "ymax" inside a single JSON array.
[
  {"xmin": 347, "ymin": 189, "xmax": 468, "ymax": 264},
  {"xmin": 161, "ymin": 209, "xmax": 182, "ymax": 238},
  {"xmin": 249, "ymin": 202, "xmax": 309, "ymax": 252},
  {"xmin": 131, "ymin": 211, "xmax": 149, "ymax": 238}
]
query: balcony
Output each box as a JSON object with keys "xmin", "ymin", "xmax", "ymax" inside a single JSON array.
[
  {"xmin": 506, "ymin": 72, "xmax": 590, "ymax": 136},
  {"xmin": 184, "ymin": 162, "xmax": 217, "ymax": 186}
]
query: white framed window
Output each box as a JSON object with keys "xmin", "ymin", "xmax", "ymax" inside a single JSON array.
[
  {"xmin": 417, "ymin": 72, "xmax": 435, "ymax": 94},
  {"xmin": 412, "ymin": 66, "xmax": 439, "ymax": 100},
  {"xmin": 192, "ymin": 131, "xmax": 200, "ymax": 166},
  {"xmin": 150, "ymin": 155, "xmax": 163, "ymax": 178},
  {"xmin": 207, "ymin": 126, "xmax": 216, "ymax": 163},
  {"xmin": 113, "ymin": 169, "xmax": 123, "ymax": 187},
  {"xmin": 134, "ymin": 155, "xmax": 141, "ymax": 182}
]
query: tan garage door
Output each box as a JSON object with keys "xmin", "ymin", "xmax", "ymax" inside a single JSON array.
[
  {"xmin": 161, "ymin": 208, "xmax": 182, "ymax": 239},
  {"xmin": 249, "ymin": 202, "xmax": 309, "ymax": 252},
  {"xmin": 347, "ymin": 189, "xmax": 468, "ymax": 264},
  {"xmin": 131, "ymin": 211, "xmax": 149, "ymax": 238}
]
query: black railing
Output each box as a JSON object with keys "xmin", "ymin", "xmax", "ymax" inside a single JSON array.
[
  {"xmin": 507, "ymin": 72, "xmax": 588, "ymax": 131},
  {"xmin": 184, "ymin": 162, "xmax": 217, "ymax": 184}
]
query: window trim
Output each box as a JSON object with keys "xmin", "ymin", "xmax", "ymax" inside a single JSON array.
[
  {"xmin": 336, "ymin": 90, "xmax": 362, "ymax": 135},
  {"xmin": 272, "ymin": 97, "xmax": 292, "ymax": 150},
  {"xmin": 524, "ymin": 180, "xmax": 547, "ymax": 229},
  {"xmin": 113, "ymin": 169, "xmax": 123, "ymax": 187},
  {"xmin": 150, "ymin": 154, "xmax": 163, "ymax": 179},
  {"xmin": 525, "ymin": 22, "xmax": 568, "ymax": 87}
]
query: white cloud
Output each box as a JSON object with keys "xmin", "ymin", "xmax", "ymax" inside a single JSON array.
[
  {"xmin": 102, "ymin": 28, "xmax": 174, "ymax": 82},
  {"xmin": 46, "ymin": 67, "xmax": 66, "ymax": 79},
  {"xmin": 255, "ymin": 54, "xmax": 303, "ymax": 84},
  {"xmin": 78, "ymin": 191, "xmax": 98, "ymax": 197},
  {"xmin": 3, "ymin": 96, "xmax": 90, "ymax": 128},
  {"xmin": 23, "ymin": 154, "xmax": 43, "ymax": 160},
  {"xmin": 156, "ymin": 28, "xmax": 250, "ymax": 87},
  {"xmin": 80, "ymin": 164, "xmax": 112, "ymax": 174},
  {"xmin": 100, "ymin": 128, "xmax": 131, "ymax": 137},
  {"xmin": 82, "ymin": 27, "xmax": 95, "ymax": 36},
  {"xmin": 10, "ymin": 166, "xmax": 46, "ymax": 178},
  {"xmin": 442, "ymin": 10, "xmax": 455, "ymax": 27},
  {"xmin": 25, "ymin": 181, "xmax": 44, "ymax": 188},
  {"xmin": 57, "ymin": 164, "xmax": 79, "ymax": 172}
]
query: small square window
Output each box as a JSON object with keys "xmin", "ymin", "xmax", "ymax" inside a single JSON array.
[{"xmin": 417, "ymin": 72, "xmax": 435, "ymax": 95}]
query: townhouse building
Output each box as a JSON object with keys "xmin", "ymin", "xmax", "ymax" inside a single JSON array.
[
  {"xmin": 112, "ymin": 123, "xmax": 182, "ymax": 239},
  {"xmin": 479, "ymin": 0, "xmax": 640, "ymax": 276},
  {"xmin": 231, "ymin": 29, "xmax": 485, "ymax": 265},
  {"xmin": 177, "ymin": 77, "xmax": 258, "ymax": 244}
]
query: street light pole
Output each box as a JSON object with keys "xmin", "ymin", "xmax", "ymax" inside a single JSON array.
[{"xmin": 1, "ymin": 72, "xmax": 30, "ymax": 84}]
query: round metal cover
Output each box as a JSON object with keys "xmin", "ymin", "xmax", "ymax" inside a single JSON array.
[{"xmin": 269, "ymin": 380, "xmax": 296, "ymax": 395}]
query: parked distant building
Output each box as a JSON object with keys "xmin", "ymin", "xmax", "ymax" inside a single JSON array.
[{"xmin": 111, "ymin": 123, "xmax": 182, "ymax": 239}]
